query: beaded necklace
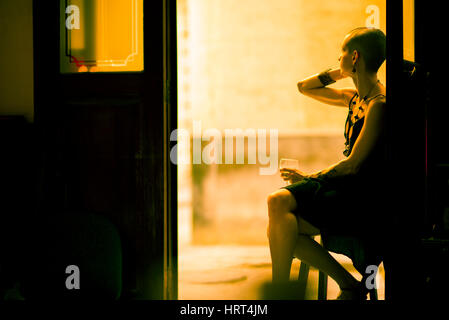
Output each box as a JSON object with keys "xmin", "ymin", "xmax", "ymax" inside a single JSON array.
[{"xmin": 351, "ymin": 80, "xmax": 381, "ymax": 121}]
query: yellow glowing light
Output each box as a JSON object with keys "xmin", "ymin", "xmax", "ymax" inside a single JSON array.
[
  {"xmin": 78, "ymin": 65, "xmax": 88, "ymax": 72},
  {"xmin": 403, "ymin": 0, "xmax": 415, "ymax": 61},
  {"xmin": 69, "ymin": 0, "xmax": 84, "ymax": 50},
  {"xmin": 94, "ymin": 0, "xmax": 143, "ymax": 72},
  {"xmin": 61, "ymin": 0, "xmax": 143, "ymax": 73}
]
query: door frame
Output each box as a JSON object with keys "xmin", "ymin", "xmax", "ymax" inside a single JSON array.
[{"xmin": 163, "ymin": 0, "xmax": 178, "ymax": 300}]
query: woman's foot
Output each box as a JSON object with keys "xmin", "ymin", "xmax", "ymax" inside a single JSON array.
[{"xmin": 336, "ymin": 281, "xmax": 368, "ymax": 300}]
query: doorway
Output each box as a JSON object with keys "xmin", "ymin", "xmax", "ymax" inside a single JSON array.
[{"xmin": 176, "ymin": 0, "xmax": 387, "ymax": 300}]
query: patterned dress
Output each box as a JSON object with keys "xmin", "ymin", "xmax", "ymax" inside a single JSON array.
[{"xmin": 282, "ymin": 92, "xmax": 388, "ymax": 239}]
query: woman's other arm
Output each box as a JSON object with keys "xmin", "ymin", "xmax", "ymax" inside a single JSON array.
[
  {"xmin": 297, "ymin": 68, "xmax": 357, "ymax": 107},
  {"xmin": 280, "ymin": 99, "xmax": 387, "ymax": 184},
  {"xmin": 307, "ymin": 99, "xmax": 387, "ymax": 180}
]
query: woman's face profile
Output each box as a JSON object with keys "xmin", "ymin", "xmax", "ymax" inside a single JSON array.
[{"xmin": 339, "ymin": 35, "xmax": 355, "ymax": 76}]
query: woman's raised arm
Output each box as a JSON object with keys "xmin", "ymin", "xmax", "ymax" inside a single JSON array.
[{"xmin": 297, "ymin": 68, "xmax": 357, "ymax": 107}]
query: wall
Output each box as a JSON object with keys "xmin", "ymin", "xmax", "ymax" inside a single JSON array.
[
  {"xmin": 0, "ymin": 0, "xmax": 34, "ymax": 122},
  {"xmin": 180, "ymin": 0, "xmax": 386, "ymax": 133}
]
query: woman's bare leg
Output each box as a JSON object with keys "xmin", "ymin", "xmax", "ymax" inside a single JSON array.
[
  {"xmin": 267, "ymin": 189, "xmax": 359, "ymax": 290},
  {"xmin": 293, "ymin": 229, "xmax": 359, "ymax": 290},
  {"xmin": 267, "ymin": 190, "xmax": 299, "ymax": 283}
]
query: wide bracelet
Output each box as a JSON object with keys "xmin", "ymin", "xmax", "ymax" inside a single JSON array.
[{"xmin": 318, "ymin": 68, "xmax": 336, "ymax": 86}]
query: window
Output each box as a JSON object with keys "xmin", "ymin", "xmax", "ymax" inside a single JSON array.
[
  {"xmin": 60, "ymin": 0, "xmax": 143, "ymax": 73},
  {"xmin": 403, "ymin": 0, "xmax": 415, "ymax": 62}
]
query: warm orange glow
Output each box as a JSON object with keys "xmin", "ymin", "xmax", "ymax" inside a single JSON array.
[
  {"xmin": 69, "ymin": 0, "xmax": 84, "ymax": 50},
  {"xmin": 94, "ymin": 0, "xmax": 144, "ymax": 72},
  {"xmin": 177, "ymin": 1, "xmax": 388, "ymax": 299},
  {"xmin": 60, "ymin": 0, "xmax": 143, "ymax": 73},
  {"xmin": 78, "ymin": 65, "xmax": 88, "ymax": 72},
  {"xmin": 178, "ymin": 0, "xmax": 387, "ymax": 247},
  {"xmin": 403, "ymin": 0, "xmax": 415, "ymax": 61}
]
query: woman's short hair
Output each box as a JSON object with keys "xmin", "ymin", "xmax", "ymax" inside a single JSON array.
[{"xmin": 345, "ymin": 27, "xmax": 386, "ymax": 73}]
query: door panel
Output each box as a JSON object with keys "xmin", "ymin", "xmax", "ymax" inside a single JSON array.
[{"xmin": 33, "ymin": 0, "xmax": 175, "ymax": 299}]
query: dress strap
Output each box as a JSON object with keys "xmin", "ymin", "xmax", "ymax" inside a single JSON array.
[
  {"xmin": 348, "ymin": 92, "xmax": 358, "ymax": 108},
  {"xmin": 365, "ymin": 93, "xmax": 386, "ymax": 103}
]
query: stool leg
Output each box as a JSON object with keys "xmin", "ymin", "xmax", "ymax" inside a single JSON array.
[
  {"xmin": 297, "ymin": 261, "xmax": 309, "ymax": 300},
  {"xmin": 363, "ymin": 268, "xmax": 379, "ymax": 300},
  {"xmin": 317, "ymin": 235, "xmax": 328, "ymax": 300},
  {"xmin": 369, "ymin": 288, "xmax": 378, "ymax": 300},
  {"xmin": 318, "ymin": 271, "xmax": 328, "ymax": 300}
]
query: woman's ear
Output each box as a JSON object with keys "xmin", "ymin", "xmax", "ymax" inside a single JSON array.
[
  {"xmin": 352, "ymin": 50, "xmax": 359, "ymax": 72},
  {"xmin": 352, "ymin": 50, "xmax": 359, "ymax": 64}
]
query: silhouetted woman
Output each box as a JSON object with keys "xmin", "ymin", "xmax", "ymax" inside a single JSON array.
[{"xmin": 267, "ymin": 27, "xmax": 387, "ymax": 300}]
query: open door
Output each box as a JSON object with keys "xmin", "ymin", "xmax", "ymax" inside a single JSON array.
[{"xmin": 33, "ymin": 0, "xmax": 177, "ymax": 299}]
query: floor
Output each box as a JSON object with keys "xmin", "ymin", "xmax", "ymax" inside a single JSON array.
[{"xmin": 178, "ymin": 243, "xmax": 385, "ymax": 300}]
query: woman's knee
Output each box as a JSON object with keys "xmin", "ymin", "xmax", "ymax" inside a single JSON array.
[{"xmin": 267, "ymin": 189, "xmax": 296, "ymax": 218}]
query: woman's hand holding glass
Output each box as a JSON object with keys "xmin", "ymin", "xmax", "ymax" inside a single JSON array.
[
  {"xmin": 280, "ymin": 168, "xmax": 306, "ymax": 184},
  {"xmin": 279, "ymin": 158, "xmax": 306, "ymax": 185}
]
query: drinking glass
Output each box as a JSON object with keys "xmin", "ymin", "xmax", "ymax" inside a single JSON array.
[{"xmin": 279, "ymin": 158, "xmax": 299, "ymax": 185}]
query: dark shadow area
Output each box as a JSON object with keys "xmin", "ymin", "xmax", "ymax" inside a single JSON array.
[{"xmin": 1, "ymin": 0, "xmax": 176, "ymax": 301}]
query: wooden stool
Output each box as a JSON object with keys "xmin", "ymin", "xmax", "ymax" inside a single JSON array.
[{"xmin": 296, "ymin": 235, "xmax": 382, "ymax": 300}]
